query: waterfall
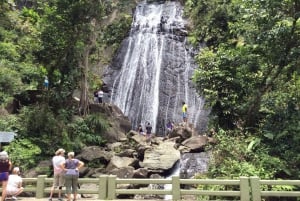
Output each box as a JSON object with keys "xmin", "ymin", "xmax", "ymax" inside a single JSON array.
[
  {"xmin": 164, "ymin": 160, "xmax": 180, "ymax": 200},
  {"xmin": 104, "ymin": 1, "xmax": 209, "ymax": 134},
  {"xmin": 164, "ymin": 152, "xmax": 211, "ymax": 200}
]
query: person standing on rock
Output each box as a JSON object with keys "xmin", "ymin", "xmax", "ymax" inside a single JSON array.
[
  {"xmin": 145, "ymin": 122, "xmax": 152, "ymax": 140},
  {"xmin": 61, "ymin": 152, "xmax": 84, "ymax": 201},
  {"xmin": 49, "ymin": 148, "xmax": 66, "ymax": 201},
  {"xmin": 98, "ymin": 89, "xmax": 104, "ymax": 103},
  {"xmin": 44, "ymin": 76, "xmax": 49, "ymax": 90},
  {"xmin": 182, "ymin": 101, "xmax": 188, "ymax": 123}
]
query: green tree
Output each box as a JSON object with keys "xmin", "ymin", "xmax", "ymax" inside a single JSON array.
[
  {"xmin": 37, "ymin": 0, "xmax": 114, "ymax": 115},
  {"xmin": 189, "ymin": 0, "xmax": 300, "ymax": 178},
  {"xmin": 4, "ymin": 139, "xmax": 41, "ymax": 170},
  {"xmin": 0, "ymin": 1, "xmax": 42, "ymax": 105}
]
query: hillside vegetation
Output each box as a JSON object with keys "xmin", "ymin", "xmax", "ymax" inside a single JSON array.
[{"xmin": 185, "ymin": 0, "xmax": 300, "ymax": 180}]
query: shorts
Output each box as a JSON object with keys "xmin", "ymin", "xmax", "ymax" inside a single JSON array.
[
  {"xmin": 6, "ymin": 186, "xmax": 23, "ymax": 195},
  {"xmin": 53, "ymin": 172, "xmax": 65, "ymax": 187},
  {"xmin": 0, "ymin": 172, "xmax": 9, "ymax": 181},
  {"xmin": 182, "ymin": 112, "xmax": 187, "ymax": 118}
]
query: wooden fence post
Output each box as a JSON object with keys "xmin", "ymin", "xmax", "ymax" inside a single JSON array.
[
  {"xmin": 250, "ymin": 176, "xmax": 261, "ymax": 201},
  {"xmin": 240, "ymin": 176, "xmax": 250, "ymax": 201},
  {"xmin": 36, "ymin": 175, "xmax": 47, "ymax": 198},
  {"xmin": 99, "ymin": 175, "xmax": 108, "ymax": 199},
  {"xmin": 107, "ymin": 175, "xmax": 116, "ymax": 200},
  {"xmin": 172, "ymin": 176, "xmax": 181, "ymax": 201}
]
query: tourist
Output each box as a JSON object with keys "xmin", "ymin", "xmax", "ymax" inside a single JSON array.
[
  {"xmin": 6, "ymin": 167, "xmax": 23, "ymax": 200},
  {"xmin": 61, "ymin": 152, "xmax": 84, "ymax": 201},
  {"xmin": 166, "ymin": 120, "xmax": 174, "ymax": 136},
  {"xmin": 137, "ymin": 124, "xmax": 145, "ymax": 136},
  {"xmin": 182, "ymin": 101, "xmax": 188, "ymax": 123},
  {"xmin": 145, "ymin": 122, "xmax": 152, "ymax": 140},
  {"xmin": 0, "ymin": 151, "xmax": 12, "ymax": 201},
  {"xmin": 44, "ymin": 76, "xmax": 49, "ymax": 90},
  {"xmin": 49, "ymin": 148, "xmax": 66, "ymax": 201},
  {"xmin": 98, "ymin": 90, "xmax": 104, "ymax": 103}
]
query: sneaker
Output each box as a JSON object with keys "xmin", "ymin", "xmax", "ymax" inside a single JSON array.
[
  {"xmin": 11, "ymin": 196, "xmax": 17, "ymax": 201},
  {"xmin": 48, "ymin": 198, "xmax": 52, "ymax": 201},
  {"xmin": 58, "ymin": 198, "xmax": 64, "ymax": 201}
]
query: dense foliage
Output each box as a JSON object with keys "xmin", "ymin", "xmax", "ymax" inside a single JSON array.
[
  {"xmin": 185, "ymin": 0, "xmax": 300, "ymax": 180},
  {"xmin": 0, "ymin": 0, "xmax": 134, "ymax": 170}
]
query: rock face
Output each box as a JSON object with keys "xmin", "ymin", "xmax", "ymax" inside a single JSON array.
[{"xmin": 90, "ymin": 103, "xmax": 132, "ymax": 142}]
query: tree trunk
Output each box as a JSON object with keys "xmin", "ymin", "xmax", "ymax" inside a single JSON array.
[{"xmin": 79, "ymin": 48, "xmax": 90, "ymax": 116}]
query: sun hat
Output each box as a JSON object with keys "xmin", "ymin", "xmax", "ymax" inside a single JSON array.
[{"xmin": 55, "ymin": 148, "xmax": 65, "ymax": 155}]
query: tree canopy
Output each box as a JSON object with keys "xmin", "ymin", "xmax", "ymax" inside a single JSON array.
[
  {"xmin": 0, "ymin": 0, "xmax": 133, "ymax": 170},
  {"xmin": 186, "ymin": 0, "xmax": 300, "ymax": 179}
]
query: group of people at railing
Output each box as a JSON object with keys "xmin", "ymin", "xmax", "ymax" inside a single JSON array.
[
  {"xmin": 0, "ymin": 149, "xmax": 85, "ymax": 201},
  {"xmin": 48, "ymin": 149, "xmax": 84, "ymax": 201}
]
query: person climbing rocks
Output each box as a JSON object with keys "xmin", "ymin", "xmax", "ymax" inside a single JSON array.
[{"xmin": 182, "ymin": 101, "xmax": 188, "ymax": 123}]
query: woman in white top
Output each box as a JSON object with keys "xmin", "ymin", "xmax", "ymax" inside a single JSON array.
[{"xmin": 6, "ymin": 167, "xmax": 23, "ymax": 200}]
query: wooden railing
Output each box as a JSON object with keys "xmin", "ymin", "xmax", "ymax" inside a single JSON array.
[{"xmin": 1, "ymin": 175, "xmax": 300, "ymax": 200}]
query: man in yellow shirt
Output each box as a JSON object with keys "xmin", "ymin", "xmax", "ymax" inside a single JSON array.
[{"xmin": 182, "ymin": 101, "xmax": 188, "ymax": 123}]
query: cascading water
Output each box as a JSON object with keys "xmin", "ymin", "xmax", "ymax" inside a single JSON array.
[{"xmin": 103, "ymin": 1, "xmax": 209, "ymax": 134}]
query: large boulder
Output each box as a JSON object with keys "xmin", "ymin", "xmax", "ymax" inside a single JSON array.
[
  {"xmin": 76, "ymin": 146, "xmax": 114, "ymax": 163},
  {"xmin": 109, "ymin": 166, "xmax": 135, "ymax": 178},
  {"xmin": 168, "ymin": 124, "xmax": 193, "ymax": 142},
  {"xmin": 106, "ymin": 156, "xmax": 137, "ymax": 171},
  {"xmin": 181, "ymin": 136, "xmax": 209, "ymax": 152},
  {"xmin": 140, "ymin": 141, "xmax": 180, "ymax": 171}
]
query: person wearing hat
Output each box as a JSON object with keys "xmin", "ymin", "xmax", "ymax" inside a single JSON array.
[
  {"xmin": 6, "ymin": 167, "xmax": 23, "ymax": 200},
  {"xmin": 49, "ymin": 148, "xmax": 66, "ymax": 201},
  {"xmin": 0, "ymin": 151, "xmax": 12, "ymax": 201}
]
